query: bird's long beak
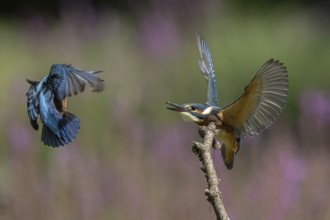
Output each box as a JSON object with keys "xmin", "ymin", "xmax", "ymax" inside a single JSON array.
[
  {"xmin": 165, "ymin": 101, "xmax": 187, "ymax": 112},
  {"xmin": 165, "ymin": 101, "xmax": 208, "ymax": 121}
]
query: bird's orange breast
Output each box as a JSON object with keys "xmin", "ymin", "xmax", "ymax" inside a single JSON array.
[
  {"xmin": 216, "ymin": 125, "xmax": 239, "ymax": 154},
  {"xmin": 54, "ymin": 97, "xmax": 68, "ymax": 115}
]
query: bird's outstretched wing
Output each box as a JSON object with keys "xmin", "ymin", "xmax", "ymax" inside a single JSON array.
[
  {"xmin": 197, "ymin": 34, "xmax": 218, "ymax": 106},
  {"xmin": 48, "ymin": 64, "xmax": 105, "ymax": 101},
  {"xmin": 26, "ymin": 79, "xmax": 40, "ymax": 130},
  {"xmin": 219, "ymin": 59, "xmax": 288, "ymax": 136}
]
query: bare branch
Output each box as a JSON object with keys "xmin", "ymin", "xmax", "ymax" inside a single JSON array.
[{"xmin": 192, "ymin": 122, "xmax": 230, "ymax": 220}]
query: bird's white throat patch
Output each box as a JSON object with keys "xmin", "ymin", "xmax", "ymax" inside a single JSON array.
[
  {"xmin": 179, "ymin": 112, "xmax": 200, "ymax": 122},
  {"xmin": 201, "ymin": 106, "xmax": 213, "ymax": 115}
]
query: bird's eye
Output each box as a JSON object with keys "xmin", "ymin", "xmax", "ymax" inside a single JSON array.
[{"xmin": 191, "ymin": 106, "xmax": 196, "ymax": 111}]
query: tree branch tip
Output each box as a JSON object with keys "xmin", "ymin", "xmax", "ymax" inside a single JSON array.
[
  {"xmin": 206, "ymin": 122, "xmax": 217, "ymax": 130},
  {"xmin": 205, "ymin": 188, "xmax": 219, "ymax": 198},
  {"xmin": 204, "ymin": 188, "xmax": 215, "ymax": 197},
  {"xmin": 212, "ymin": 139, "xmax": 221, "ymax": 150},
  {"xmin": 192, "ymin": 141, "xmax": 199, "ymax": 146},
  {"xmin": 192, "ymin": 141, "xmax": 204, "ymax": 150}
]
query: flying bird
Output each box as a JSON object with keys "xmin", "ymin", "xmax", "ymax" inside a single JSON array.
[
  {"xmin": 166, "ymin": 34, "xmax": 288, "ymax": 169},
  {"xmin": 26, "ymin": 64, "xmax": 105, "ymax": 147}
]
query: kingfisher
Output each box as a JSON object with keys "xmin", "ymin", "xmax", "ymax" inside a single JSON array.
[
  {"xmin": 26, "ymin": 64, "xmax": 105, "ymax": 147},
  {"xmin": 166, "ymin": 34, "xmax": 288, "ymax": 169}
]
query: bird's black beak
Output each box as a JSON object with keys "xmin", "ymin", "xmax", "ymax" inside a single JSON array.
[
  {"xmin": 165, "ymin": 101, "xmax": 209, "ymax": 121},
  {"xmin": 165, "ymin": 101, "xmax": 187, "ymax": 112}
]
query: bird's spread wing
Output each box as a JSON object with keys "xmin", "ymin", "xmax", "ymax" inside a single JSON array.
[
  {"xmin": 220, "ymin": 59, "xmax": 288, "ymax": 136},
  {"xmin": 197, "ymin": 34, "xmax": 218, "ymax": 106},
  {"xmin": 48, "ymin": 64, "xmax": 105, "ymax": 101},
  {"xmin": 26, "ymin": 79, "xmax": 40, "ymax": 130}
]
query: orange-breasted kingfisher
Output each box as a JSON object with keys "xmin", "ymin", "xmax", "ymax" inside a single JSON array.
[
  {"xmin": 26, "ymin": 64, "xmax": 105, "ymax": 147},
  {"xmin": 166, "ymin": 34, "xmax": 288, "ymax": 169}
]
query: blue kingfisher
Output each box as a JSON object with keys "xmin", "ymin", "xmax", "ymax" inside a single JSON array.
[{"xmin": 26, "ymin": 64, "xmax": 104, "ymax": 147}]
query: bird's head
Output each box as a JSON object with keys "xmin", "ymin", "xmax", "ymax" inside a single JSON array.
[
  {"xmin": 166, "ymin": 101, "xmax": 220, "ymax": 125},
  {"xmin": 48, "ymin": 64, "xmax": 66, "ymax": 79}
]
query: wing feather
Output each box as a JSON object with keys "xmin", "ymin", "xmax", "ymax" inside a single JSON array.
[
  {"xmin": 220, "ymin": 59, "xmax": 288, "ymax": 136},
  {"xmin": 48, "ymin": 64, "xmax": 104, "ymax": 101},
  {"xmin": 26, "ymin": 79, "xmax": 40, "ymax": 130},
  {"xmin": 197, "ymin": 34, "xmax": 218, "ymax": 106}
]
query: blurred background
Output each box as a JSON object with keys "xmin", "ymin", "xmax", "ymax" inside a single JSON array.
[{"xmin": 1, "ymin": 0, "xmax": 330, "ymax": 219}]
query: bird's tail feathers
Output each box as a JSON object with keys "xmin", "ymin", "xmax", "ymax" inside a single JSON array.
[
  {"xmin": 41, "ymin": 125, "xmax": 65, "ymax": 148},
  {"xmin": 59, "ymin": 111, "xmax": 80, "ymax": 144},
  {"xmin": 41, "ymin": 112, "xmax": 80, "ymax": 148},
  {"xmin": 221, "ymin": 144, "xmax": 235, "ymax": 170}
]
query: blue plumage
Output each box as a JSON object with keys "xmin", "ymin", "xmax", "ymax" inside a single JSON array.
[{"xmin": 26, "ymin": 64, "xmax": 104, "ymax": 147}]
